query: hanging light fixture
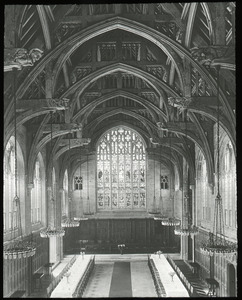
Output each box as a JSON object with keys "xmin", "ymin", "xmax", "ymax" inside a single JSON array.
[
  {"xmin": 200, "ymin": 66, "xmax": 237, "ymax": 255},
  {"xmin": 161, "ymin": 132, "xmax": 180, "ymax": 226},
  {"xmin": 40, "ymin": 111, "xmax": 65, "ymax": 238},
  {"xmin": 84, "ymin": 152, "xmax": 94, "ymax": 216},
  {"xmin": 4, "ymin": 68, "xmax": 36, "ymax": 259},
  {"xmin": 174, "ymin": 111, "xmax": 198, "ymax": 236},
  {"xmin": 61, "ymin": 132, "xmax": 79, "ymax": 227},
  {"xmin": 74, "ymin": 144, "xmax": 88, "ymax": 221}
]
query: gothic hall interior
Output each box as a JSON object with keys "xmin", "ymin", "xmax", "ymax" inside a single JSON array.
[{"xmin": 4, "ymin": 3, "xmax": 236, "ymax": 298}]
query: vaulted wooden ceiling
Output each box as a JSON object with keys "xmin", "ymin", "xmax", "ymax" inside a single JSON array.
[{"xmin": 4, "ymin": 3, "xmax": 235, "ymax": 188}]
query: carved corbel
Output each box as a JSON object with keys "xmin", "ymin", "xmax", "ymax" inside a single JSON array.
[
  {"xmin": 4, "ymin": 48, "xmax": 44, "ymax": 72},
  {"xmin": 190, "ymin": 46, "xmax": 235, "ymax": 70},
  {"xmin": 72, "ymin": 138, "xmax": 91, "ymax": 146},
  {"xmin": 70, "ymin": 123, "xmax": 83, "ymax": 133},
  {"xmin": 168, "ymin": 96, "xmax": 192, "ymax": 113},
  {"xmin": 156, "ymin": 121, "xmax": 168, "ymax": 132}
]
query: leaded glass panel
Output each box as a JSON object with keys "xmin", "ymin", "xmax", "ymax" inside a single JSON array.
[{"xmin": 97, "ymin": 126, "xmax": 146, "ymax": 210}]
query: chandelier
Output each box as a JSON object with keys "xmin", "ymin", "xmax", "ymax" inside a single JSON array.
[
  {"xmin": 162, "ymin": 217, "xmax": 181, "ymax": 226},
  {"xmin": 200, "ymin": 66, "xmax": 236, "ymax": 255},
  {"xmin": 40, "ymin": 112, "xmax": 65, "ymax": 238},
  {"xmin": 61, "ymin": 133, "xmax": 79, "ymax": 228},
  {"xmin": 4, "ymin": 68, "xmax": 36, "ymax": 259}
]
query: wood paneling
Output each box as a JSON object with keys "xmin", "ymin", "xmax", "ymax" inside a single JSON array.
[{"xmin": 63, "ymin": 218, "xmax": 180, "ymax": 253}]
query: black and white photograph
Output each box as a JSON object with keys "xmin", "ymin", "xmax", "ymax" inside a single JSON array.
[{"xmin": 3, "ymin": 3, "xmax": 236, "ymax": 298}]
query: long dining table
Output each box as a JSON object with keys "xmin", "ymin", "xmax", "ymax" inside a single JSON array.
[
  {"xmin": 150, "ymin": 254, "xmax": 189, "ymax": 297},
  {"xmin": 50, "ymin": 254, "xmax": 92, "ymax": 298}
]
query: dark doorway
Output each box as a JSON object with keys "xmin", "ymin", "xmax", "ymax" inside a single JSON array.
[{"xmin": 227, "ymin": 263, "xmax": 236, "ymax": 296}]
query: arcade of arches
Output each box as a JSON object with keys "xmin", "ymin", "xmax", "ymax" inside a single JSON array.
[{"xmin": 4, "ymin": 3, "xmax": 236, "ymax": 298}]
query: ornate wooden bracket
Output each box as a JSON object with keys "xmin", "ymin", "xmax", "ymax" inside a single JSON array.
[
  {"xmin": 59, "ymin": 138, "xmax": 91, "ymax": 146},
  {"xmin": 190, "ymin": 46, "xmax": 235, "ymax": 70},
  {"xmin": 168, "ymin": 96, "xmax": 193, "ymax": 112}
]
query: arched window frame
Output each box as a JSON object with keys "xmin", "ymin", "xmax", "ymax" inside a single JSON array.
[
  {"xmin": 4, "ymin": 137, "xmax": 24, "ymax": 234},
  {"xmin": 96, "ymin": 126, "xmax": 147, "ymax": 210}
]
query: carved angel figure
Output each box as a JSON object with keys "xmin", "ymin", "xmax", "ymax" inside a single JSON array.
[{"xmin": 4, "ymin": 48, "xmax": 43, "ymax": 72}]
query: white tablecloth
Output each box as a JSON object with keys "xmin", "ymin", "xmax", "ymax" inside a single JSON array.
[
  {"xmin": 50, "ymin": 255, "xmax": 91, "ymax": 298},
  {"xmin": 151, "ymin": 254, "xmax": 189, "ymax": 297}
]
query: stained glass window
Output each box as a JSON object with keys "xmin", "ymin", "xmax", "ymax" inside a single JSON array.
[{"xmin": 97, "ymin": 126, "xmax": 146, "ymax": 210}]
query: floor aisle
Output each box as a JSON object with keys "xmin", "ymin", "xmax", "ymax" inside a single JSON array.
[{"xmin": 109, "ymin": 262, "xmax": 132, "ymax": 297}]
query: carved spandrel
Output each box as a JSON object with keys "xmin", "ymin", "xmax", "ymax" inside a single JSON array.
[
  {"xmin": 4, "ymin": 48, "xmax": 43, "ymax": 72},
  {"xmin": 54, "ymin": 23, "xmax": 82, "ymax": 44},
  {"xmin": 155, "ymin": 22, "xmax": 182, "ymax": 42},
  {"xmin": 123, "ymin": 3, "xmax": 148, "ymax": 14},
  {"xmin": 70, "ymin": 66, "xmax": 92, "ymax": 84},
  {"xmin": 146, "ymin": 65, "xmax": 168, "ymax": 82},
  {"xmin": 97, "ymin": 42, "xmax": 117, "ymax": 62}
]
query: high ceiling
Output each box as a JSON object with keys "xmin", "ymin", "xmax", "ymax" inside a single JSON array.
[{"xmin": 4, "ymin": 3, "xmax": 235, "ymax": 187}]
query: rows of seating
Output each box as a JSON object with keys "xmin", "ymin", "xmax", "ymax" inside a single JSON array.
[
  {"xmin": 166, "ymin": 256, "xmax": 193, "ymax": 296},
  {"xmin": 46, "ymin": 255, "xmax": 77, "ymax": 298},
  {"xmin": 74, "ymin": 256, "xmax": 95, "ymax": 297},
  {"xmin": 147, "ymin": 255, "xmax": 167, "ymax": 297}
]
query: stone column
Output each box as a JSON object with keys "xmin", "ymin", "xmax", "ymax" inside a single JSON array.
[{"xmin": 181, "ymin": 159, "xmax": 189, "ymax": 260}]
